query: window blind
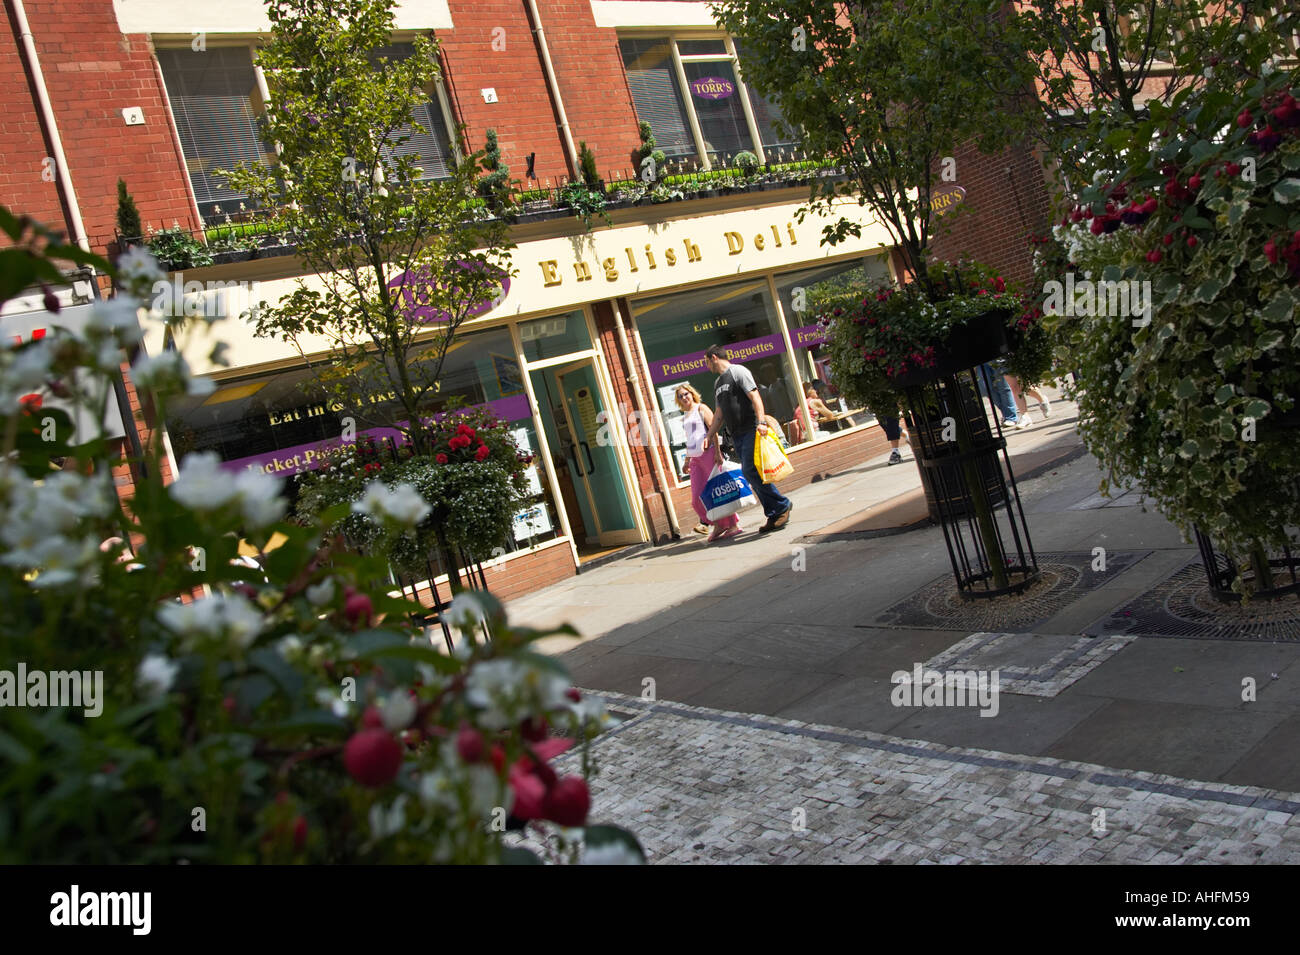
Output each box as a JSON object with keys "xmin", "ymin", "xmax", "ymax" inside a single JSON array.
[
  {"xmin": 156, "ymin": 46, "xmax": 267, "ymax": 216},
  {"xmin": 619, "ymin": 38, "xmax": 694, "ymax": 158},
  {"xmin": 369, "ymin": 43, "xmax": 454, "ymax": 181}
]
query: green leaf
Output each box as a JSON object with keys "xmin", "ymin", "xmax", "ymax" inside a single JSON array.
[
  {"xmin": 1243, "ymin": 399, "xmax": 1270, "ymax": 419},
  {"xmin": 1273, "ymin": 179, "xmax": 1300, "ymax": 204},
  {"xmin": 1261, "ymin": 290, "xmax": 1296, "ymax": 323},
  {"xmin": 1192, "ymin": 278, "xmax": 1225, "ymax": 304},
  {"xmin": 1182, "ymin": 215, "xmax": 1212, "ymax": 230},
  {"xmin": 260, "ymin": 710, "xmax": 349, "ymax": 738},
  {"xmin": 1257, "ymin": 329, "xmax": 1284, "ymax": 352},
  {"xmin": 1215, "ymin": 385, "xmax": 1235, "ymax": 404},
  {"xmin": 0, "ymin": 731, "xmax": 32, "ymax": 766},
  {"xmin": 1175, "ymin": 378, "xmax": 1199, "ymax": 400},
  {"xmin": 1177, "ymin": 440, "xmax": 1199, "ymax": 459}
]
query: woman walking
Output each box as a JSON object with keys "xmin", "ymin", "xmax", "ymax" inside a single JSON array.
[{"xmin": 676, "ymin": 384, "xmax": 743, "ymax": 543}]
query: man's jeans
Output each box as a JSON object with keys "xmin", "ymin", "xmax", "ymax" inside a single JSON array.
[
  {"xmin": 977, "ymin": 363, "xmax": 1019, "ymax": 425},
  {"xmin": 735, "ymin": 429, "xmax": 791, "ymax": 520}
]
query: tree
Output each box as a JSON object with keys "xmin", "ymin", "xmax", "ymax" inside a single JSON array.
[
  {"xmin": 712, "ymin": 0, "xmax": 1040, "ymax": 297},
  {"xmin": 222, "ymin": 0, "xmax": 513, "ymax": 461}
]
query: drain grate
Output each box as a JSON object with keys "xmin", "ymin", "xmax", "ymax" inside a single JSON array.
[
  {"xmin": 871, "ymin": 551, "xmax": 1151, "ymax": 632},
  {"xmin": 1086, "ymin": 561, "xmax": 1300, "ymax": 641}
]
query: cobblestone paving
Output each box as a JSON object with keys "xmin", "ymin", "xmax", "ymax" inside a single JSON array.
[{"xmin": 559, "ymin": 693, "xmax": 1300, "ymax": 864}]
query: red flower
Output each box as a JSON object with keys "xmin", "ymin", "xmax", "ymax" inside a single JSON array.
[
  {"xmin": 1146, "ymin": 250, "xmax": 1163, "ymax": 263},
  {"xmin": 343, "ymin": 729, "xmax": 403, "ymax": 787},
  {"xmin": 542, "ymin": 776, "xmax": 590, "ymax": 827},
  {"xmin": 992, "ymin": 277, "xmax": 1005, "ymax": 292},
  {"xmin": 344, "ymin": 591, "xmax": 373, "ymax": 628},
  {"xmin": 474, "ymin": 444, "xmax": 490, "ymax": 462},
  {"xmin": 1222, "ymin": 161, "xmax": 1242, "ymax": 177},
  {"xmin": 456, "ymin": 727, "xmax": 485, "ymax": 763},
  {"xmin": 1237, "ymin": 109, "xmax": 1253, "ymax": 128},
  {"xmin": 1187, "ymin": 235, "xmax": 1199, "ymax": 248},
  {"xmin": 436, "ymin": 453, "xmax": 449, "ymax": 464}
]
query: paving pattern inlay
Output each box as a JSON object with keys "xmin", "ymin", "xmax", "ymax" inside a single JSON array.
[
  {"xmin": 541, "ymin": 693, "xmax": 1300, "ymax": 864},
  {"xmin": 923, "ymin": 631, "xmax": 1138, "ymax": 698}
]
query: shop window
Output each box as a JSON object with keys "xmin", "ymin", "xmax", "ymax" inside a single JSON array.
[
  {"xmin": 774, "ymin": 256, "xmax": 892, "ymax": 413},
  {"xmin": 165, "ymin": 327, "xmax": 560, "ymax": 560},
  {"xmin": 156, "ymin": 46, "xmax": 268, "ymax": 221},
  {"xmin": 632, "ymin": 279, "xmax": 802, "ymax": 474},
  {"xmin": 519, "ymin": 311, "xmax": 593, "ymax": 362}
]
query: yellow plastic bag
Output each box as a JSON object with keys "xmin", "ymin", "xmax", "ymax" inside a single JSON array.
[{"xmin": 755, "ymin": 426, "xmax": 794, "ymax": 483}]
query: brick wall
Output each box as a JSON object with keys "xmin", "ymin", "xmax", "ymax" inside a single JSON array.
[
  {"xmin": 535, "ymin": 0, "xmax": 643, "ymax": 179},
  {"xmin": 927, "ymin": 140, "xmax": 1053, "ymax": 288},
  {"xmin": 2, "ymin": 2, "xmax": 199, "ymax": 255},
  {"xmin": 438, "ymin": 1, "xmax": 575, "ymax": 183},
  {"xmin": 408, "ymin": 540, "xmax": 576, "ymax": 605},
  {"xmin": 0, "ymin": 11, "xmax": 65, "ymax": 241}
]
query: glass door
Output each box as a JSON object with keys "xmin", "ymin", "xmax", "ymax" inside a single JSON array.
[{"xmin": 554, "ymin": 360, "xmax": 640, "ymax": 547}]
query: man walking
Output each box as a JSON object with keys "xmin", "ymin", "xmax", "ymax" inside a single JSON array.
[{"xmin": 702, "ymin": 344, "xmax": 793, "ymax": 534}]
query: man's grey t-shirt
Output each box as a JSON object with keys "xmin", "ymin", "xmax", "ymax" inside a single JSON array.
[{"xmin": 714, "ymin": 362, "xmax": 758, "ymax": 435}]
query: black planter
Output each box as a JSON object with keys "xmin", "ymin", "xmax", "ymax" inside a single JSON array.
[
  {"xmin": 892, "ymin": 308, "xmax": 1014, "ymax": 388},
  {"xmin": 210, "ymin": 249, "xmax": 255, "ymax": 266},
  {"xmin": 901, "ymin": 360, "xmax": 1038, "ymax": 600}
]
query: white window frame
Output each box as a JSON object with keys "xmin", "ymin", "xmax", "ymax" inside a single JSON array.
[{"xmin": 620, "ymin": 30, "xmax": 795, "ymax": 171}]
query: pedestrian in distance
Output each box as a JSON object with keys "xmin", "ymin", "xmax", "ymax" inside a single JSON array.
[
  {"xmin": 701, "ymin": 344, "xmax": 793, "ymax": 534},
  {"xmin": 675, "ymin": 383, "xmax": 743, "ymax": 543}
]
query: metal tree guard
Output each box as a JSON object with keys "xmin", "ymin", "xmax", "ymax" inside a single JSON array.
[
  {"xmin": 895, "ymin": 310, "xmax": 1039, "ymax": 599},
  {"xmin": 1193, "ymin": 527, "xmax": 1300, "ymax": 603}
]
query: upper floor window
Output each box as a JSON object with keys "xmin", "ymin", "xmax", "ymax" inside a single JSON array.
[
  {"xmin": 156, "ymin": 46, "xmax": 268, "ymax": 221},
  {"xmin": 157, "ymin": 41, "xmax": 457, "ymax": 224},
  {"xmin": 619, "ymin": 34, "xmax": 798, "ymax": 170}
]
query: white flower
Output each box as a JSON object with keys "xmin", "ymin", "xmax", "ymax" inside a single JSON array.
[
  {"xmin": 0, "ymin": 342, "xmax": 53, "ymax": 405},
  {"xmin": 172, "ymin": 453, "xmax": 284, "ymax": 527},
  {"xmin": 380, "ymin": 689, "xmax": 417, "ymax": 732},
  {"xmin": 136, "ymin": 654, "xmax": 180, "ymax": 698},
  {"xmin": 276, "ymin": 635, "xmax": 303, "ymax": 660},
  {"xmin": 157, "ymin": 593, "xmax": 264, "ymax": 649},
  {"xmin": 305, "ymin": 579, "xmax": 335, "ymax": 607},
  {"xmin": 368, "ymin": 795, "xmax": 408, "ymax": 839},
  {"xmin": 352, "ymin": 481, "xmax": 430, "ymax": 528},
  {"xmin": 170, "ymin": 452, "xmax": 241, "ymax": 510},
  {"xmin": 314, "ymin": 687, "xmax": 351, "ymax": 718},
  {"xmin": 233, "ymin": 467, "xmax": 286, "ymax": 527},
  {"xmin": 85, "ymin": 298, "xmax": 144, "ymax": 345},
  {"xmin": 116, "ymin": 248, "xmax": 167, "ymax": 294},
  {"xmin": 1262, "ymin": 60, "xmax": 1275, "ymax": 76},
  {"xmin": 445, "ymin": 591, "xmax": 488, "ymax": 631},
  {"xmin": 581, "ymin": 842, "xmax": 644, "ymax": 865}
]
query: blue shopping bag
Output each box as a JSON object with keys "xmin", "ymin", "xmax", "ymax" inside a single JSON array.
[{"xmin": 703, "ymin": 461, "xmax": 752, "ymax": 522}]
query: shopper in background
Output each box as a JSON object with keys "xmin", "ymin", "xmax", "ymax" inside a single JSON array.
[
  {"xmin": 1006, "ymin": 373, "xmax": 1051, "ymax": 421},
  {"xmin": 978, "ymin": 361, "xmax": 1030, "ymax": 430},
  {"xmin": 676, "ymin": 383, "xmax": 743, "ymax": 543}
]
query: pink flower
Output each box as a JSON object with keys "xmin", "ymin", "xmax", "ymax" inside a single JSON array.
[{"xmin": 436, "ymin": 453, "xmax": 449, "ymax": 464}]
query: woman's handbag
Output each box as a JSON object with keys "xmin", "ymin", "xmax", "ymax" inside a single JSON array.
[{"xmin": 703, "ymin": 461, "xmax": 752, "ymax": 522}]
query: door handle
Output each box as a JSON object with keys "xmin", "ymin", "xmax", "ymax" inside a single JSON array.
[
  {"xmin": 568, "ymin": 443, "xmax": 585, "ymax": 477},
  {"xmin": 580, "ymin": 441, "xmax": 595, "ymax": 474}
]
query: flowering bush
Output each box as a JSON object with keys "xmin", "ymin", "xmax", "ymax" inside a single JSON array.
[
  {"xmin": 294, "ymin": 408, "xmax": 532, "ymax": 576},
  {"xmin": 0, "ymin": 209, "xmax": 641, "ymax": 864},
  {"xmin": 818, "ymin": 261, "xmax": 1026, "ymax": 415},
  {"xmin": 1044, "ymin": 38, "xmax": 1300, "ymax": 580}
]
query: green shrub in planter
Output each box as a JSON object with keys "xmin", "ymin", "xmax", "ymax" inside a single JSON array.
[
  {"xmin": 146, "ymin": 225, "xmax": 214, "ymax": 271},
  {"xmin": 733, "ymin": 151, "xmax": 759, "ymax": 177}
]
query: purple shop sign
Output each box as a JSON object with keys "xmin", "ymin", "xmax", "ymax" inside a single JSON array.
[
  {"xmin": 387, "ymin": 260, "xmax": 510, "ymax": 324},
  {"xmin": 790, "ymin": 324, "xmax": 828, "ymax": 349},
  {"xmin": 649, "ymin": 333, "xmax": 786, "ymax": 384},
  {"xmin": 690, "ymin": 76, "xmax": 735, "ymax": 100},
  {"xmin": 217, "ymin": 392, "xmax": 532, "ymax": 477}
]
